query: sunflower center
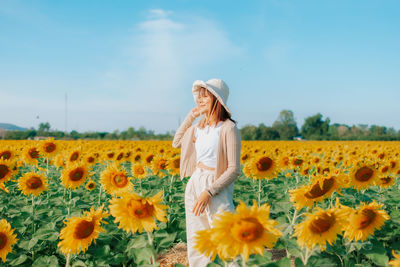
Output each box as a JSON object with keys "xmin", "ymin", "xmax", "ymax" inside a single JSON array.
[
  {"xmin": 88, "ymin": 182, "xmax": 95, "ymax": 189},
  {"xmin": 355, "ymin": 167, "xmax": 374, "ymax": 182},
  {"xmin": 293, "ymin": 158, "xmax": 303, "ymax": 166},
  {"xmin": 308, "ymin": 212, "xmax": 336, "ymax": 234},
  {"xmin": 107, "ymin": 152, "xmax": 114, "ymax": 159},
  {"xmin": 128, "ymin": 200, "xmax": 154, "ymax": 218},
  {"xmin": 305, "ymin": 177, "xmax": 335, "ymax": 199},
  {"xmin": 358, "ymin": 209, "xmax": 377, "ymax": 229},
  {"xmin": 0, "ymin": 232, "xmax": 7, "ymax": 249},
  {"xmin": 390, "ymin": 161, "xmax": 396, "ymax": 168},
  {"xmin": 44, "ymin": 143, "xmax": 56, "ymax": 153},
  {"xmin": 173, "ymin": 158, "xmax": 180, "ymax": 168},
  {"xmin": 381, "ymin": 166, "xmax": 389, "ymax": 173},
  {"xmin": 70, "ymin": 168, "xmax": 84, "ymax": 181},
  {"xmin": 112, "ymin": 174, "xmax": 128, "ymax": 188},
  {"xmin": 146, "ymin": 155, "xmax": 154, "ymax": 163},
  {"xmin": 136, "ymin": 167, "xmax": 145, "ymax": 175},
  {"xmin": 27, "ymin": 176, "xmax": 43, "ymax": 189},
  {"xmin": 281, "ymin": 157, "xmax": 289, "ymax": 166},
  {"xmin": 135, "ymin": 155, "xmax": 141, "ymax": 161},
  {"xmin": 158, "ymin": 160, "xmax": 167, "ymax": 170},
  {"xmin": 231, "ymin": 218, "xmax": 264, "ymax": 242},
  {"xmin": 256, "ymin": 157, "xmax": 272, "ymax": 171},
  {"xmin": 380, "ymin": 177, "xmax": 392, "ymax": 185},
  {"xmin": 116, "ymin": 153, "xmax": 124, "ymax": 161},
  {"xmin": 74, "ymin": 220, "xmax": 95, "ymax": 239},
  {"xmin": 87, "ymin": 156, "xmax": 95, "ymax": 163},
  {"xmin": 0, "ymin": 151, "xmax": 11, "ymax": 160},
  {"xmin": 29, "ymin": 148, "xmax": 40, "ymax": 159},
  {"xmin": 241, "ymin": 154, "xmax": 249, "ymax": 161},
  {"xmin": 0, "ymin": 164, "xmax": 10, "ymax": 181},
  {"xmin": 70, "ymin": 152, "xmax": 79, "ymax": 161}
]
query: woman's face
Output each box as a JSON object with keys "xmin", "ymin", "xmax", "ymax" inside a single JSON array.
[{"xmin": 197, "ymin": 89, "xmax": 212, "ymax": 115}]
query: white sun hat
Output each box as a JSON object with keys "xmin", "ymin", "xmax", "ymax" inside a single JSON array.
[{"xmin": 192, "ymin": 78, "xmax": 231, "ymax": 116}]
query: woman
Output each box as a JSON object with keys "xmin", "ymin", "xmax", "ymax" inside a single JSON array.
[{"xmin": 172, "ymin": 78, "xmax": 241, "ymax": 266}]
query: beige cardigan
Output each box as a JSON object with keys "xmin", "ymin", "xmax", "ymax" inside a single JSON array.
[{"xmin": 172, "ymin": 111, "xmax": 241, "ymax": 196}]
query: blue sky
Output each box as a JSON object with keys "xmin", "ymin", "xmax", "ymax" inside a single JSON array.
[{"xmin": 1, "ymin": 0, "xmax": 399, "ymax": 133}]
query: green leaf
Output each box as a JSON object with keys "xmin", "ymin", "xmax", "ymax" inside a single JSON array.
[
  {"xmin": 32, "ymin": 255, "xmax": 59, "ymax": 267},
  {"xmin": 34, "ymin": 228, "xmax": 59, "ymax": 241},
  {"xmin": 8, "ymin": 254, "xmax": 28, "ymax": 266},
  {"xmin": 133, "ymin": 247, "xmax": 157, "ymax": 265},
  {"xmin": 126, "ymin": 235, "xmax": 148, "ymax": 251},
  {"xmin": 360, "ymin": 239, "xmax": 389, "ymax": 267},
  {"xmin": 265, "ymin": 257, "xmax": 291, "ymax": 267},
  {"xmin": 71, "ymin": 260, "xmax": 87, "ymax": 267},
  {"xmin": 28, "ymin": 237, "xmax": 39, "ymax": 250}
]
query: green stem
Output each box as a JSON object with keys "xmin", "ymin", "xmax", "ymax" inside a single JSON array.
[
  {"xmin": 31, "ymin": 194, "xmax": 35, "ymax": 233},
  {"xmin": 241, "ymin": 254, "xmax": 247, "ymax": 267},
  {"xmin": 301, "ymin": 247, "xmax": 312, "ymax": 265},
  {"xmin": 146, "ymin": 231, "xmax": 155, "ymax": 264},
  {"xmin": 291, "ymin": 209, "xmax": 298, "ymax": 225},
  {"xmin": 98, "ymin": 186, "xmax": 102, "ymax": 206},
  {"xmin": 65, "ymin": 253, "xmax": 71, "ymax": 267},
  {"xmin": 46, "ymin": 157, "xmax": 49, "ymax": 176},
  {"xmin": 67, "ymin": 190, "xmax": 72, "ymax": 216}
]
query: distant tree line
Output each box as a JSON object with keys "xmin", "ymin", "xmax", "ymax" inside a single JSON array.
[
  {"xmin": 240, "ymin": 110, "xmax": 400, "ymax": 141},
  {"xmin": 2, "ymin": 111, "xmax": 400, "ymax": 141},
  {"xmin": 3, "ymin": 123, "xmax": 173, "ymax": 140}
]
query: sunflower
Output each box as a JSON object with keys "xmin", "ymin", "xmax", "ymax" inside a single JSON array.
[
  {"xmin": 54, "ymin": 154, "xmax": 66, "ymax": 169},
  {"xmin": 132, "ymin": 152, "xmax": 142, "ymax": 164},
  {"xmin": 85, "ymin": 179, "xmax": 97, "ymax": 191},
  {"xmin": 0, "ymin": 147, "xmax": 14, "ymax": 161},
  {"xmin": 167, "ymin": 156, "xmax": 180, "ymax": 177},
  {"xmin": 378, "ymin": 175, "xmax": 396, "ymax": 188},
  {"xmin": 151, "ymin": 156, "xmax": 169, "ymax": 178},
  {"xmin": 131, "ymin": 163, "xmax": 148, "ymax": 179},
  {"xmin": 109, "ymin": 191, "xmax": 168, "ymax": 234},
  {"xmin": 348, "ymin": 160, "xmax": 379, "ymax": 190},
  {"xmin": 40, "ymin": 138, "xmax": 59, "ymax": 158},
  {"xmin": 342, "ymin": 200, "xmax": 390, "ymax": 242},
  {"xmin": 195, "ymin": 200, "xmax": 282, "ymax": 262},
  {"xmin": 67, "ymin": 149, "xmax": 82, "ymax": 164},
  {"xmin": 293, "ymin": 203, "xmax": 347, "ymax": 251},
  {"xmin": 289, "ymin": 172, "xmax": 343, "ymax": 210},
  {"xmin": 389, "ymin": 250, "xmax": 400, "ymax": 267},
  {"xmin": 240, "ymin": 152, "xmax": 250, "ymax": 164},
  {"xmin": 22, "ymin": 146, "xmax": 41, "ymax": 165},
  {"xmin": 144, "ymin": 152, "xmax": 155, "ymax": 164},
  {"xmin": 246, "ymin": 155, "xmax": 278, "ymax": 179},
  {"xmin": 289, "ymin": 156, "xmax": 305, "ymax": 171},
  {"xmin": 0, "ymin": 219, "xmax": 18, "ymax": 262},
  {"xmin": 115, "ymin": 151, "xmax": 126, "ymax": 162},
  {"xmin": 0, "ymin": 159, "xmax": 16, "ymax": 184},
  {"xmin": 18, "ymin": 172, "xmax": 48, "ymax": 196},
  {"xmin": 100, "ymin": 163, "xmax": 132, "ymax": 196},
  {"xmin": 61, "ymin": 163, "xmax": 89, "ymax": 189},
  {"xmin": 57, "ymin": 205, "xmax": 109, "ymax": 255},
  {"xmin": 83, "ymin": 151, "xmax": 99, "ymax": 166}
]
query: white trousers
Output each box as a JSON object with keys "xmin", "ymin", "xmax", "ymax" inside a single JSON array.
[{"xmin": 185, "ymin": 167, "xmax": 239, "ymax": 267}]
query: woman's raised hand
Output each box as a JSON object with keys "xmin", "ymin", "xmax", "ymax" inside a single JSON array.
[{"xmin": 191, "ymin": 106, "xmax": 201, "ymax": 118}]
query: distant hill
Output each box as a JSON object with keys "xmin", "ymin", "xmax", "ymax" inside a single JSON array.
[{"xmin": 0, "ymin": 123, "xmax": 28, "ymax": 131}]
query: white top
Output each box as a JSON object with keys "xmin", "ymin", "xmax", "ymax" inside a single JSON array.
[{"xmin": 194, "ymin": 121, "xmax": 223, "ymax": 168}]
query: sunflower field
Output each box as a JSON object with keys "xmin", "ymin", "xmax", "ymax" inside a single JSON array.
[{"xmin": 0, "ymin": 139, "xmax": 399, "ymax": 267}]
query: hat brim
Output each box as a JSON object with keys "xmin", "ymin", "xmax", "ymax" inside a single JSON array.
[{"xmin": 192, "ymin": 80, "xmax": 231, "ymax": 116}]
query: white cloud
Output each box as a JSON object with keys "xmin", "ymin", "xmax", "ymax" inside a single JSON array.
[{"xmin": 103, "ymin": 9, "xmax": 243, "ymax": 117}]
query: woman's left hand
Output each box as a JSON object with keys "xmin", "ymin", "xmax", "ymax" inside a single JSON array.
[{"xmin": 192, "ymin": 191, "xmax": 211, "ymax": 216}]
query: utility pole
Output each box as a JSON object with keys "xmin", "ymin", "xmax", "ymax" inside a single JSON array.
[{"xmin": 65, "ymin": 92, "xmax": 68, "ymax": 136}]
